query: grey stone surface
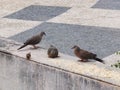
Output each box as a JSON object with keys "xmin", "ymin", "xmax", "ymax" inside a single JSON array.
[
  {"xmin": 92, "ymin": 0, "xmax": 120, "ymax": 10},
  {"xmin": 9, "ymin": 22, "xmax": 120, "ymax": 58},
  {"xmin": 4, "ymin": 5, "xmax": 70, "ymax": 21},
  {"xmin": 0, "ymin": 39, "xmax": 7, "ymax": 47},
  {"xmin": 0, "ymin": 52, "xmax": 119, "ymax": 90}
]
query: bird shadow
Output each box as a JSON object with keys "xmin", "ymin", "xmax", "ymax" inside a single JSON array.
[
  {"xmin": 77, "ymin": 60, "xmax": 95, "ymax": 63},
  {"xmin": 17, "ymin": 46, "xmax": 46, "ymax": 52},
  {"xmin": 48, "ymin": 56, "xmax": 60, "ymax": 59}
]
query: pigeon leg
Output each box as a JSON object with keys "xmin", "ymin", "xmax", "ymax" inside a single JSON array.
[
  {"xmin": 33, "ymin": 45, "xmax": 37, "ymax": 49},
  {"xmin": 33, "ymin": 45, "xmax": 40, "ymax": 49}
]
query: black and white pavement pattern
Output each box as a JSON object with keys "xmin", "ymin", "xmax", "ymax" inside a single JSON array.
[{"xmin": 0, "ymin": 0, "xmax": 120, "ymax": 58}]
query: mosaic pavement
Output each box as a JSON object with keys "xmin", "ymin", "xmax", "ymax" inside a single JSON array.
[{"xmin": 1, "ymin": 0, "xmax": 120, "ymax": 58}]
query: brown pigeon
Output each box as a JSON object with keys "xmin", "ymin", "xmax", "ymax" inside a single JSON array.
[
  {"xmin": 47, "ymin": 45, "xmax": 59, "ymax": 58},
  {"xmin": 17, "ymin": 32, "xmax": 46, "ymax": 50},
  {"xmin": 72, "ymin": 45, "xmax": 104, "ymax": 64}
]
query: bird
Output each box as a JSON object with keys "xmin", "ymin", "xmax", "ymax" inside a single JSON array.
[
  {"xmin": 26, "ymin": 52, "xmax": 31, "ymax": 60},
  {"xmin": 47, "ymin": 45, "xmax": 59, "ymax": 58},
  {"xmin": 17, "ymin": 32, "xmax": 46, "ymax": 50},
  {"xmin": 71, "ymin": 45, "xmax": 105, "ymax": 64}
]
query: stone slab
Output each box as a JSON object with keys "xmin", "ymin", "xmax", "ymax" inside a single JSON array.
[
  {"xmin": 0, "ymin": 37, "xmax": 120, "ymax": 88},
  {"xmin": 4, "ymin": 5, "xmax": 71, "ymax": 21},
  {"xmin": 92, "ymin": 0, "xmax": 120, "ymax": 10}
]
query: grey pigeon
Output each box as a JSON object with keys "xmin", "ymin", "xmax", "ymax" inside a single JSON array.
[
  {"xmin": 47, "ymin": 45, "xmax": 59, "ymax": 58},
  {"xmin": 18, "ymin": 32, "xmax": 46, "ymax": 50},
  {"xmin": 72, "ymin": 45, "xmax": 105, "ymax": 64}
]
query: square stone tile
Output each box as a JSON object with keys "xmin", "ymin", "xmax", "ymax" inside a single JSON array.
[
  {"xmin": 92, "ymin": 0, "xmax": 120, "ymax": 10},
  {"xmin": 4, "ymin": 5, "xmax": 70, "ymax": 21},
  {"xmin": 9, "ymin": 22, "xmax": 120, "ymax": 58},
  {"xmin": 48, "ymin": 8, "xmax": 120, "ymax": 29},
  {"xmin": 0, "ymin": 18, "xmax": 41, "ymax": 38}
]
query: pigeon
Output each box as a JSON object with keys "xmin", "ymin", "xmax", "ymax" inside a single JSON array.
[
  {"xmin": 26, "ymin": 52, "xmax": 31, "ymax": 60},
  {"xmin": 47, "ymin": 45, "xmax": 59, "ymax": 58},
  {"xmin": 72, "ymin": 45, "xmax": 105, "ymax": 64},
  {"xmin": 17, "ymin": 32, "xmax": 46, "ymax": 50}
]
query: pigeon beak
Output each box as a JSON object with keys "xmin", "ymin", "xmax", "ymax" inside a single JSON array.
[
  {"xmin": 71, "ymin": 46, "xmax": 74, "ymax": 49},
  {"xmin": 44, "ymin": 33, "xmax": 46, "ymax": 36}
]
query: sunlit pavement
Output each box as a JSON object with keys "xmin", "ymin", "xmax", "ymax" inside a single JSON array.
[{"xmin": 0, "ymin": 0, "xmax": 120, "ymax": 58}]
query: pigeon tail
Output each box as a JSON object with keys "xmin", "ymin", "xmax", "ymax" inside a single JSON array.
[
  {"xmin": 94, "ymin": 58, "xmax": 105, "ymax": 64},
  {"xmin": 17, "ymin": 44, "xmax": 27, "ymax": 50}
]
